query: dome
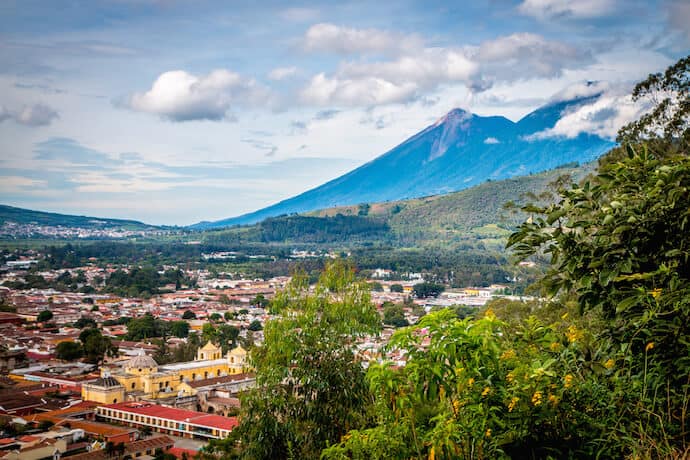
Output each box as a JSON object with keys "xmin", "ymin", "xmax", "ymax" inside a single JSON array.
[
  {"xmin": 92, "ymin": 376, "xmax": 122, "ymax": 388},
  {"xmin": 126, "ymin": 352, "xmax": 158, "ymax": 370}
]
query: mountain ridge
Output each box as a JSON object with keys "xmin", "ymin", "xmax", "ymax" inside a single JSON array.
[
  {"xmin": 195, "ymin": 95, "xmax": 614, "ymax": 229},
  {"xmin": 0, "ymin": 204, "xmax": 160, "ymax": 230}
]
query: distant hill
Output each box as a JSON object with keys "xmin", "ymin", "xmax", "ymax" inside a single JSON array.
[
  {"xmin": 197, "ymin": 162, "xmax": 592, "ymax": 247},
  {"xmin": 0, "ymin": 204, "xmax": 158, "ymax": 230},
  {"xmin": 195, "ymin": 94, "xmax": 614, "ymax": 229}
]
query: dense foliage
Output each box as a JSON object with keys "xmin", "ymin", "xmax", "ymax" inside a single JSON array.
[
  {"xmin": 258, "ymin": 215, "xmax": 390, "ymax": 243},
  {"xmin": 203, "ymin": 261, "xmax": 381, "ymax": 459},
  {"xmin": 326, "ymin": 56, "xmax": 690, "ymax": 459},
  {"xmin": 124, "ymin": 313, "xmax": 191, "ymax": 340}
]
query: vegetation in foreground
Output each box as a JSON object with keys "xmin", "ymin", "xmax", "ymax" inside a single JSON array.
[{"xmin": 199, "ymin": 56, "xmax": 689, "ymax": 459}]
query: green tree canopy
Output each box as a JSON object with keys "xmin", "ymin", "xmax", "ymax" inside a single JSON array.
[
  {"xmin": 37, "ymin": 309, "xmax": 53, "ymax": 322},
  {"xmin": 55, "ymin": 341, "xmax": 84, "ymax": 361},
  {"xmin": 224, "ymin": 260, "xmax": 381, "ymax": 459},
  {"xmin": 413, "ymin": 281, "xmax": 445, "ymax": 298},
  {"xmin": 389, "ymin": 283, "xmax": 404, "ymax": 293},
  {"xmin": 79, "ymin": 328, "xmax": 117, "ymax": 364},
  {"xmin": 506, "ymin": 56, "xmax": 690, "ymax": 455},
  {"xmin": 169, "ymin": 320, "xmax": 190, "ymax": 338}
]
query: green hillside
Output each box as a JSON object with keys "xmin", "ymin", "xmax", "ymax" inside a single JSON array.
[
  {"xmin": 198, "ymin": 162, "xmax": 592, "ymax": 248},
  {"xmin": 0, "ymin": 204, "xmax": 157, "ymax": 230},
  {"xmin": 308, "ymin": 162, "xmax": 592, "ymax": 245}
]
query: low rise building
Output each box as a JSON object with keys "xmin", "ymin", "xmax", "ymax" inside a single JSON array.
[{"xmin": 96, "ymin": 402, "xmax": 237, "ymax": 439}]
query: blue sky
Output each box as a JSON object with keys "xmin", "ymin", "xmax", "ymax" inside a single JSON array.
[{"xmin": 0, "ymin": 0, "xmax": 687, "ymax": 225}]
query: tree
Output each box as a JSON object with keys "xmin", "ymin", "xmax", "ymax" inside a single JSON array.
[
  {"xmin": 55, "ymin": 341, "xmax": 84, "ymax": 360},
  {"xmin": 224, "ymin": 311, "xmax": 236, "ymax": 321},
  {"xmin": 218, "ymin": 324, "xmax": 240, "ymax": 352},
  {"xmin": 125, "ymin": 314, "xmax": 166, "ymax": 340},
  {"xmin": 201, "ymin": 323, "xmax": 219, "ymax": 344},
  {"xmin": 169, "ymin": 321, "xmax": 190, "ymax": 338},
  {"xmin": 247, "ymin": 320, "xmax": 262, "ymax": 331},
  {"xmin": 74, "ymin": 316, "xmax": 97, "ymax": 329},
  {"xmin": 382, "ymin": 302, "xmax": 409, "ymax": 327},
  {"xmin": 412, "ymin": 282, "xmax": 445, "ymax": 298},
  {"xmin": 617, "ymin": 55, "xmax": 689, "ymax": 148},
  {"xmin": 369, "ymin": 281, "xmax": 384, "ymax": 292},
  {"xmin": 507, "ymin": 56, "xmax": 690, "ymax": 455},
  {"xmin": 79, "ymin": 328, "xmax": 117, "ymax": 364},
  {"xmin": 252, "ymin": 294, "xmax": 269, "ymax": 308},
  {"xmin": 228, "ymin": 260, "xmax": 381, "ymax": 459},
  {"xmin": 209, "ymin": 312, "xmax": 222, "ymax": 322},
  {"xmin": 182, "ymin": 310, "xmax": 196, "ymax": 320},
  {"xmin": 37, "ymin": 310, "xmax": 53, "ymax": 322},
  {"xmin": 390, "ymin": 283, "xmax": 404, "ymax": 293}
]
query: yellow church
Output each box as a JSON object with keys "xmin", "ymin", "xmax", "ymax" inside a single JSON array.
[{"xmin": 82, "ymin": 342, "xmax": 248, "ymax": 404}]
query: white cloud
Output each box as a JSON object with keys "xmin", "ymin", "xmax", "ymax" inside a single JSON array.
[
  {"xmin": 548, "ymin": 80, "xmax": 610, "ymax": 102},
  {"xmin": 518, "ymin": 0, "xmax": 617, "ymax": 20},
  {"xmin": 471, "ymin": 33, "xmax": 593, "ymax": 89},
  {"xmin": 0, "ymin": 103, "xmax": 59, "ymax": 126},
  {"xmin": 527, "ymin": 88, "xmax": 648, "ymax": 140},
  {"xmin": 484, "ymin": 137, "xmax": 500, "ymax": 144},
  {"xmin": 268, "ymin": 66, "xmax": 298, "ymax": 80},
  {"xmin": 300, "ymin": 73, "xmax": 418, "ymax": 107},
  {"xmin": 303, "ymin": 23, "xmax": 424, "ymax": 55},
  {"xmin": 299, "ymin": 31, "xmax": 590, "ymax": 107},
  {"xmin": 126, "ymin": 69, "xmax": 271, "ymax": 122}
]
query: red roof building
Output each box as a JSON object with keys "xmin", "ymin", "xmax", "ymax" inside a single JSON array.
[{"xmin": 96, "ymin": 401, "xmax": 238, "ymax": 440}]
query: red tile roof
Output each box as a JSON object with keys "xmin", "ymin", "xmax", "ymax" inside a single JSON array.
[
  {"xmin": 18, "ymin": 435, "xmax": 40, "ymax": 442},
  {"xmin": 100, "ymin": 402, "xmax": 238, "ymax": 431},
  {"xmin": 188, "ymin": 414, "xmax": 238, "ymax": 431}
]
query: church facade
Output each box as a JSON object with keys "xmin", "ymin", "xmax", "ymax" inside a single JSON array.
[{"xmin": 81, "ymin": 342, "xmax": 249, "ymax": 404}]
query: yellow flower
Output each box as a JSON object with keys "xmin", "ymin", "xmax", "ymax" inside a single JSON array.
[
  {"xmin": 429, "ymin": 446, "xmax": 435, "ymax": 460},
  {"xmin": 485, "ymin": 428, "xmax": 492, "ymax": 438},
  {"xmin": 467, "ymin": 378, "xmax": 475, "ymax": 387},
  {"xmin": 482, "ymin": 386, "xmax": 491, "ymax": 397},
  {"xmin": 549, "ymin": 342, "xmax": 561, "ymax": 352},
  {"xmin": 508, "ymin": 397, "xmax": 519, "ymax": 412},
  {"xmin": 506, "ymin": 372, "xmax": 515, "ymax": 383},
  {"xmin": 484, "ymin": 308, "xmax": 495, "ymax": 319},
  {"xmin": 500, "ymin": 349, "xmax": 516, "ymax": 360},
  {"xmin": 531, "ymin": 391, "xmax": 543, "ymax": 406},
  {"xmin": 452, "ymin": 399, "xmax": 461, "ymax": 415},
  {"xmin": 548, "ymin": 393, "xmax": 559, "ymax": 406},
  {"xmin": 564, "ymin": 374, "xmax": 574, "ymax": 388},
  {"xmin": 566, "ymin": 325, "xmax": 583, "ymax": 343},
  {"xmin": 604, "ymin": 359, "xmax": 615, "ymax": 369},
  {"xmin": 651, "ymin": 288, "xmax": 662, "ymax": 299},
  {"xmin": 645, "ymin": 342, "xmax": 654, "ymax": 352}
]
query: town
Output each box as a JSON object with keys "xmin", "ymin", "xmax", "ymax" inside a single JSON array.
[{"xmin": 0, "ymin": 247, "xmax": 511, "ymax": 459}]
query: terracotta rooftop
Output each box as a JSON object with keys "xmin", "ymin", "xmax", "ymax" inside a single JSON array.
[
  {"xmin": 68, "ymin": 435, "xmax": 174, "ymax": 460},
  {"xmin": 101, "ymin": 402, "xmax": 238, "ymax": 431}
]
